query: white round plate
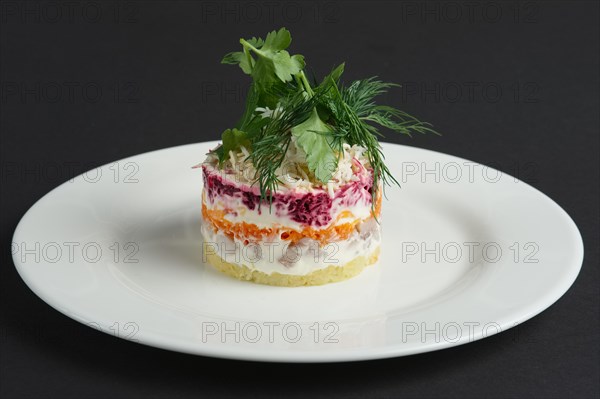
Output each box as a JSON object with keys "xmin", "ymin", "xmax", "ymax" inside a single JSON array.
[{"xmin": 12, "ymin": 142, "xmax": 583, "ymax": 362}]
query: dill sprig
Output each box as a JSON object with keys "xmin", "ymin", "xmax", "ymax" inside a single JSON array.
[{"xmin": 316, "ymin": 75, "xmax": 400, "ymax": 204}]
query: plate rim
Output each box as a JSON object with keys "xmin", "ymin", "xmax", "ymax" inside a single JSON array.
[{"xmin": 12, "ymin": 141, "xmax": 585, "ymax": 363}]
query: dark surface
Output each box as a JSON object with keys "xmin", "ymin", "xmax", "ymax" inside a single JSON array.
[{"xmin": 1, "ymin": 1, "xmax": 598, "ymax": 398}]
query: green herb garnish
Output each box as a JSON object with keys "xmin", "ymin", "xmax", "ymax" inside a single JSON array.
[{"xmin": 213, "ymin": 27, "xmax": 438, "ymax": 205}]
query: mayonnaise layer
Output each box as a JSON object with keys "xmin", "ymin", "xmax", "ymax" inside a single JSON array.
[{"xmin": 201, "ymin": 220, "xmax": 380, "ymax": 276}]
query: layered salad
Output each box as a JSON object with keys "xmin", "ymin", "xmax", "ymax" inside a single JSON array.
[{"xmin": 198, "ymin": 28, "xmax": 436, "ymax": 286}]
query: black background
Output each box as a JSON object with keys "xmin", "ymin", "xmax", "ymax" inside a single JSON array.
[{"xmin": 1, "ymin": 1, "xmax": 599, "ymax": 398}]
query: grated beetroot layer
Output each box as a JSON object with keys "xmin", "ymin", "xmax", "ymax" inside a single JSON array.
[{"xmin": 202, "ymin": 165, "xmax": 373, "ymax": 227}]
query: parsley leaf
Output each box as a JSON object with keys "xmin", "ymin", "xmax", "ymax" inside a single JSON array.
[
  {"xmin": 224, "ymin": 28, "xmax": 305, "ymax": 87},
  {"xmin": 221, "ymin": 36, "xmax": 264, "ymax": 74},
  {"xmin": 291, "ymin": 108, "xmax": 337, "ymax": 182},
  {"xmin": 218, "ymin": 128, "xmax": 251, "ymax": 164}
]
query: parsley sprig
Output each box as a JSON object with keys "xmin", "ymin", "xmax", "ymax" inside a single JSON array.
[{"xmin": 213, "ymin": 28, "xmax": 438, "ymax": 204}]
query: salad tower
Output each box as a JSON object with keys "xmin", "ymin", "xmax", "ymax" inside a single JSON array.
[{"xmin": 199, "ymin": 28, "xmax": 436, "ymax": 286}]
